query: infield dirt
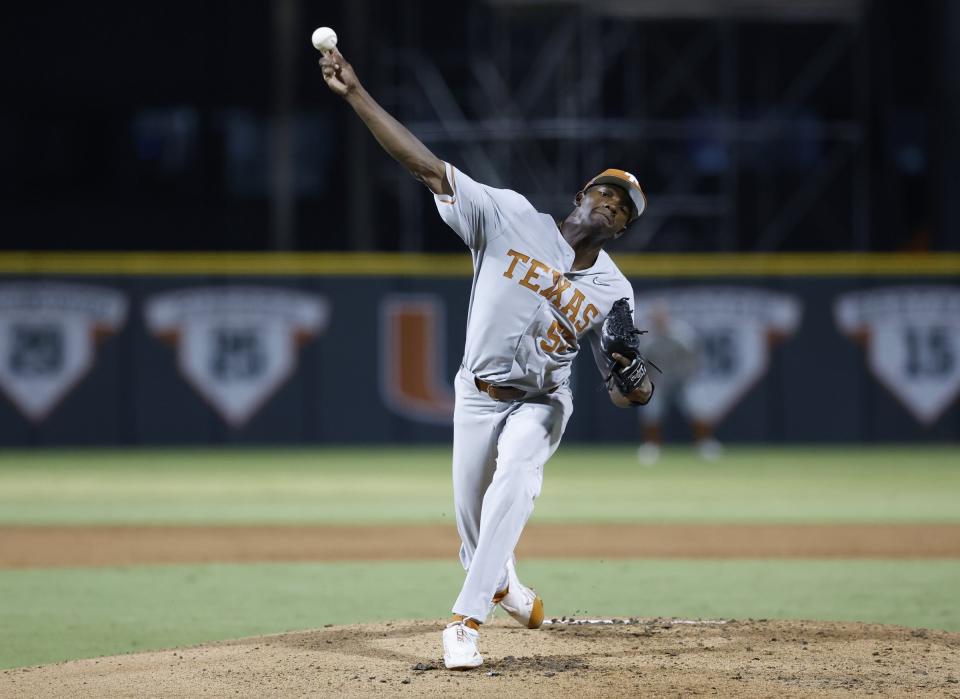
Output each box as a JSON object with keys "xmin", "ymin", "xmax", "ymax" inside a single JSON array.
[
  {"xmin": 3, "ymin": 617, "xmax": 958, "ymax": 698},
  {"xmin": 4, "ymin": 523, "xmax": 959, "ymax": 696}
]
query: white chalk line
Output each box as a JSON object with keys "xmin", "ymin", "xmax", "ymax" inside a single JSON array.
[{"xmin": 541, "ymin": 618, "xmax": 728, "ymax": 626}]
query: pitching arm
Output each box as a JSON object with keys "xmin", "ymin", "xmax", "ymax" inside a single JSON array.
[{"xmin": 319, "ymin": 47, "xmax": 451, "ymax": 196}]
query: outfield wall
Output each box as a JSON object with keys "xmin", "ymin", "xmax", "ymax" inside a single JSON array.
[{"xmin": 0, "ymin": 253, "xmax": 958, "ymax": 445}]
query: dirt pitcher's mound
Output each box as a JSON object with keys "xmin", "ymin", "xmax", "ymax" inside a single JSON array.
[{"xmin": 3, "ymin": 618, "xmax": 958, "ymax": 698}]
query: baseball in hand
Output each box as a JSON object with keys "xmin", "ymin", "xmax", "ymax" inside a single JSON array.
[{"xmin": 311, "ymin": 27, "xmax": 337, "ymax": 53}]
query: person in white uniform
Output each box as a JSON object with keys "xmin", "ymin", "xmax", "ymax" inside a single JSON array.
[
  {"xmin": 634, "ymin": 303, "xmax": 704, "ymax": 465},
  {"xmin": 320, "ymin": 47, "xmax": 653, "ymax": 670}
]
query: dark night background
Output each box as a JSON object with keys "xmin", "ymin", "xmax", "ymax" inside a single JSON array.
[{"xmin": 2, "ymin": 0, "xmax": 957, "ymax": 253}]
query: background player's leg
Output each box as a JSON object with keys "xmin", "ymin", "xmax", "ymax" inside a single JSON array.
[
  {"xmin": 451, "ymin": 370, "xmax": 507, "ymax": 573},
  {"xmin": 452, "ymin": 388, "xmax": 573, "ymax": 622},
  {"xmin": 638, "ymin": 379, "xmax": 671, "ymax": 465}
]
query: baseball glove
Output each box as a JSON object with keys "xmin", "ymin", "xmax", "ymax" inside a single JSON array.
[{"xmin": 600, "ymin": 297, "xmax": 656, "ymax": 401}]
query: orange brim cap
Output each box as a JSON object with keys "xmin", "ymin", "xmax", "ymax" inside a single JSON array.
[{"xmin": 583, "ymin": 169, "xmax": 646, "ymax": 221}]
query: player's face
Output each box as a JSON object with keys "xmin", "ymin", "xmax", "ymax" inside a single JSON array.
[{"xmin": 579, "ymin": 184, "xmax": 632, "ymax": 236}]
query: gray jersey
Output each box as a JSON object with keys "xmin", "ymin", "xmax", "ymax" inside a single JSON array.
[{"xmin": 434, "ymin": 162, "xmax": 635, "ymax": 393}]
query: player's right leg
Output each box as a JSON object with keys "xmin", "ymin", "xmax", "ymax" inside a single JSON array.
[
  {"xmin": 637, "ymin": 379, "xmax": 671, "ymax": 465},
  {"xmin": 451, "ymin": 368, "xmax": 506, "ymax": 572},
  {"xmin": 451, "ymin": 386, "xmax": 573, "ymax": 626}
]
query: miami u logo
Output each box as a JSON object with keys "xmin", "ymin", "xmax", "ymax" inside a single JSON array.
[{"xmin": 380, "ymin": 295, "xmax": 455, "ymax": 424}]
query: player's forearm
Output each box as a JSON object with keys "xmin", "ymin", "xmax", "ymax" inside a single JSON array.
[
  {"xmin": 345, "ymin": 87, "xmax": 447, "ymax": 193},
  {"xmin": 608, "ymin": 375, "xmax": 653, "ymax": 408}
]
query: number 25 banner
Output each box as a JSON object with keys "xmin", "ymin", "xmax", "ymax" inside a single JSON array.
[
  {"xmin": 835, "ymin": 286, "xmax": 960, "ymax": 425},
  {"xmin": 145, "ymin": 287, "xmax": 330, "ymax": 427}
]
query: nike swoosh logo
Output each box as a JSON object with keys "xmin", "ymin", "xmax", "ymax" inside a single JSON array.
[{"xmin": 591, "ymin": 277, "xmax": 611, "ymax": 286}]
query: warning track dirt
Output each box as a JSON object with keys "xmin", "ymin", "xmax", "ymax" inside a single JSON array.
[{"xmin": 3, "ymin": 523, "xmax": 959, "ymax": 568}]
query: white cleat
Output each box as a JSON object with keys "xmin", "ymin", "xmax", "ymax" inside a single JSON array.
[
  {"xmin": 697, "ymin": 438, "xmax": 724, "ymax": 462},
  {"xmin": 442, "ymin": 621, "xmax": 483, "ymax": 670},
  {"xmin": 494, "ymin": 560, "xmax": 544, "ymax": 629},
  {"xmin": 637, "ymin": 442, "xmax": 661, "ymax": 466}
]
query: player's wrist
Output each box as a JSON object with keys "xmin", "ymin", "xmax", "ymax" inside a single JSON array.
[
  {"xmin": 343, "ymin": 83, "xmax": 368, "ymax": 105},
  {"xmin": 627, "ymin": 377, "xmax": 654, "ymax": 405}
]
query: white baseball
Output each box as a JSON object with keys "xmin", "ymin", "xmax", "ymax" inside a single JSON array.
[{"xmin": 311, "ymin": 27, "xmax": 337, "ymax": 53}]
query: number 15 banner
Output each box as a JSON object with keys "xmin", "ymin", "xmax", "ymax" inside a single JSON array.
[{"xmin": 835, "ymin": 286, "xmax": 960, "ymax": 426}]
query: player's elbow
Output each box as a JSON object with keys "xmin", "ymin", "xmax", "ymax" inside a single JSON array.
[
  {"xmin": 411, "ymin": 168, "xmax": 443, "ymax": 195},
  {"xmin": 409, "ymin": 157, "xmax": 448, "ymax": 195}
]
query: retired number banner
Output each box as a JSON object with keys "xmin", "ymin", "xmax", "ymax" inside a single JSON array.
[{"xmin": 835, "ymin": 286, "xmax": 960, "ymax": 425}]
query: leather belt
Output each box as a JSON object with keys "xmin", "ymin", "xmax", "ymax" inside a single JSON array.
[
  {"xmin": 475, "ymin": 377, "xmax": 527, "ymax": 401},
  {"xmin": 474, "ymin": 377, "xmax": 558, "ymax": 402}
]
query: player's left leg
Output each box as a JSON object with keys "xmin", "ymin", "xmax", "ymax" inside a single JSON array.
[{"xmin": 451, "ymin": 386, "xmax": 573, "ymax": 624}]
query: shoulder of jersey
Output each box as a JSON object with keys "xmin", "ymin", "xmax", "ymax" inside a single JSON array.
[
  {"xmin": 483, "ymin": 182, "xmax": 532, "ymax": 207},
  {"xmin": 601, "ymin": 253, "xmax": 634, "ymax": 291}
]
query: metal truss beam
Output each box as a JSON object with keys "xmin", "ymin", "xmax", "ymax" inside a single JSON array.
[{"xmin": 380, "ymin": 4, "xmax": 867, "ymax": 252}]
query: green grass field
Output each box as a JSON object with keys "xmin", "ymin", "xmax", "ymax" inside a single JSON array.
[
  {"xmin": 2, "ymin": 445, "xmax": 958, "ymax": 524},
  {"xmin": 1, "ymin": 445, "xmax": 958, "ymax": 670}
]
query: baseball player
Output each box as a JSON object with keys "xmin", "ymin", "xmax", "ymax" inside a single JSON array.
[
  {"xmin": 320, "ymin": 47, "xmax": 653, "ymax": 670},
  {"xmin": 634, "ymin": 303, "xmax": 703, "ymax": 465}
]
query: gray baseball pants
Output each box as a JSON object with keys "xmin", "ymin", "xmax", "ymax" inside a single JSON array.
[{"xmin": 449, "ymin": 366, "xmax": 573, "ymax": 622}]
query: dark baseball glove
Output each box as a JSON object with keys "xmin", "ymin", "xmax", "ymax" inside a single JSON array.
[{"xmin": 601, "ymin": 297, "xmax": 657, "ymax": 401}]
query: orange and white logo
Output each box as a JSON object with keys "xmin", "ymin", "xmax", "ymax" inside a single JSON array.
[{"xmin": 380, "ymin": 294, "xmax": 455, "ymax": 424}]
